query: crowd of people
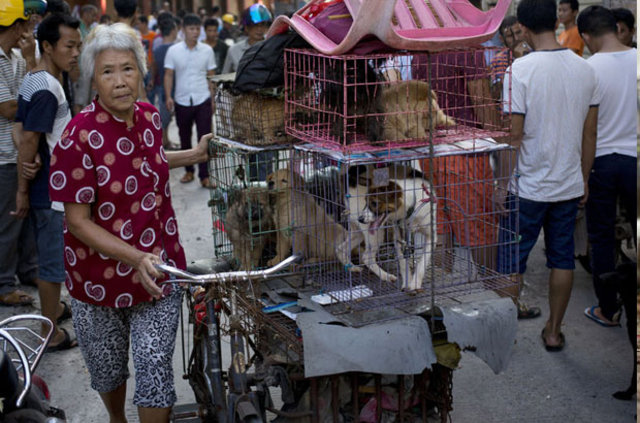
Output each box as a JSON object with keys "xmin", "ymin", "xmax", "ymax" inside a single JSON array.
[{"xmin": 0, "ymin": 0, "xmax": 636, "ymax": 421}]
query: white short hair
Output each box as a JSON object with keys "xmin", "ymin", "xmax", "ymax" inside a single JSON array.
[{"xmin": 80, "ymin": 23, "xmax": 147, "ymax": 83}]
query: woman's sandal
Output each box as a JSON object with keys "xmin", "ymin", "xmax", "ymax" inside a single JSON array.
[
  {"xmin": 541, "ymin": 328, "xmax": 565, "ymax": 352},
  {"xmin": 57, "ymin": 301, "xmax": 72, "ymax": 324},
  {"xmin": 45, "ymin": 328, "xmax": 78, "ymax": 353}
]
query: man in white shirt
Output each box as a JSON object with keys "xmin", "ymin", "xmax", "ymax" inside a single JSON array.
[
  {"xmin": 497, "ymin": 0, "xmax": 598, "ymax": 352},
  {"xmin": 577, "ymin": 7, "xmax": 636, "ymax": 330},
  {"xmin": 164, "ymin": 13, "xmax": 215, "ymax": 187}
]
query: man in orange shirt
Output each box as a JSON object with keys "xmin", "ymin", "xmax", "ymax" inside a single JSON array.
[
  {"xmin": 137, "ymin": 14, "xmax": 156, "ymax": 65},
  {"xmin": 557, "ymin": 0, "xmax": 584, "ymax": 56}
]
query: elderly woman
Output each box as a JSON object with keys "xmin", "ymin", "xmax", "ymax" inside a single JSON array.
[{"xmin": 48, "ymin": 23, "xmax": 210, "ymax": 422}]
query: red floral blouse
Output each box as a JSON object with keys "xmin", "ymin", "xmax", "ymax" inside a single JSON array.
[{"xmin": 49, "ymin": 99, "xmax": 186, "ymax": 308}]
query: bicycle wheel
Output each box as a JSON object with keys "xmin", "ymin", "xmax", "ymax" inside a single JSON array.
[{"xmin": 187, "ymin": 323, "xmax": 217, "ymax": 422}]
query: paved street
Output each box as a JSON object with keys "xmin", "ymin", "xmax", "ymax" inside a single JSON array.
[{"xmin": 0, "ymin": 121, "xmax": 635, "ymax": 422}]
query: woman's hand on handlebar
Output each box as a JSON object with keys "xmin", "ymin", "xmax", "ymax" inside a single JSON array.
[{"xmin": 134, "ymin": 252, "xmax": 165, "ymax": 300}]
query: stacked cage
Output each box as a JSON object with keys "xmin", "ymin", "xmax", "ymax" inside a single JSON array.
[
  {"xmin": 209, "ymin": 77, "xmax": 294, "ymax": 271},
  {"xmin": 288, "ymin": 143, "xmax": 518, "ymax": 321},
  {"xmin": 214, "ymin": 80, "xmax": 291, "ymax": 147},
  {"xmin": 208, "ymin": 139, "xmax": 291, "ymax": 270},
  {"xmin": 278, "ymin": 46, "xmax": 519, "ymax": 319},
  {"xmin": 284, "ymin": 48, "xmax": 510, "ymax": 153}
]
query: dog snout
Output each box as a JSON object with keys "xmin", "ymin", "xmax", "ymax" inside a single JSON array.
[
  {"xmin": 358, "ymin": 216, "xmax": 366, "ymax": 224},
  {"xmin": 268, "ymin": 180, "xmax": 275, "ymax": 189}
]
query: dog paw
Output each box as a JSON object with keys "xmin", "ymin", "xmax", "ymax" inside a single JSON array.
[
  {"xmin": 348, "ymin": 265, "xmax": 363, "ymax": 273},
  {"xmin": 381, "ymin": 274, "xmax": 397, "ymax": 283}
]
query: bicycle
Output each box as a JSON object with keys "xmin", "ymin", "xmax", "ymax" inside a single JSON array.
[{"xmin": 157, "ymin": 255, "xmax": 302, "ymax": 423}]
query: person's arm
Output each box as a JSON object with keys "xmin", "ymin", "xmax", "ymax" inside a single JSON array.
[
  {"xmin": 11, "ymin": 129, "xmax": 40, "ymax": 219},
  {"xmin": 207, "ymin": 68, "xmax": 215, "ymax": 108},
  {"xmin": 147, "ymin": 54, "xmax": 156, "ymax": 94},
  {"xmin": 166, "ymin": 133, "xmax": 212, "ymax": 169},
  {"xmin": 221, "ymin": 50, "xmax": 233, "ymax": 74},
  {"xmin": 467, "ymin": 77, "xmax": 501, "ymax": 128},
  {"xmin": 12, "ymin": 122, "xmax": 41, "ymax": 179},
  {"xmin": 580, "ymin": 106, "xmax": 598, "ymax": 206},
  {"xmin": 64, "ymin": 202, "xmax": 164, "ymax": 299},
  {"xmin": 164, "ymin": 68, "xmax": 174, "ymax": 112},
  {"xmin": 493, "ymin": 113, "xmax": 523, "ymax": 213},
  {"xmin": 0, "ymin": 100, "xmax": 17, "ymax": 120},
  {"xmin": 18, "ymin": 31, "xmax": 36, "ymax": 71}
]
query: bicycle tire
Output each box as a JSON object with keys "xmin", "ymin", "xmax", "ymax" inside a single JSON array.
[{"xmin": 187, "ymin": 321, "xmax": 218, "ymax": 422}]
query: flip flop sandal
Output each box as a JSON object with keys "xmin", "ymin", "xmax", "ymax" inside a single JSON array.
[
  {"xmin": 180, "ymin": 172, "xmax": 195, "ymax": 183},
  {"xmin": 45, "ymin": 328, "xmax": 78, "ymax": 353},
  {"xmin": 0, "ymin": 290, "xmax": 34, "ymax": 306},
  {"xmin": 57, "ymin": 300, "xmax": 72, "ymax": 324},
  {"xmin": 541, "ymin": 328, "xmax": 565, "ymax": 352},
  {"xmin": 584, "ymin": 306, "xmax": 621, "ymax": 327}
]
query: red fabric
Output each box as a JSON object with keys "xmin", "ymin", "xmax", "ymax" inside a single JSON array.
[{"xmin": 49, "ymin": 99, "xmax": 186, "ymax": 308}]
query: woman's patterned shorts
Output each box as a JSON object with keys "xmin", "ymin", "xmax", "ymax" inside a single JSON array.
[{"xmin": 71, "ymin": 287, "xmax": 182, "ymax": 408}]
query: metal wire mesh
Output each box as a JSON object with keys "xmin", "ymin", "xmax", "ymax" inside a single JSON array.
[
  {"xmin": 207, "ymin": 138, "xmax": 291, "ymax": 270},
  {"xmin": 288, "ymin": 142, "xmax": 519, "ymax": 321},
  {"xmin": 214, "ymin": 82, "xmax": 291, "ymax": 146},
  {"xmin": 284, "ymin": 47, "xmax": 510, "ymax": 153}
]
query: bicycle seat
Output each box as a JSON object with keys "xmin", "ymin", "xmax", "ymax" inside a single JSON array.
[{"xmin": 268, "ymin": 0, "xmax": 511, "ymax": 54}]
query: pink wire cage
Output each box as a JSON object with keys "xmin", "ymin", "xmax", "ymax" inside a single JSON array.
[
  {"xmin": 284, "ymin": 48, "xmax": 511, "ymax": 153},
  {"xmin": 268, "ymin": 0, "xmax": 512, "ymax": 55}
]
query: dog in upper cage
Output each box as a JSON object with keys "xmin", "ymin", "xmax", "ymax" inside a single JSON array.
[
  {"xmin": 339, "ymin": 164, "xmax": 437, "ymax": 290},
  {"xmin": 224, "ymin": 187, "xmax": 275, "ymax": 270},
  {"xmin": 266, "ymin": 168, "xmax": 353, "ymax": 266},
  {"xmin": 318, "ymin": 55, "xmax": 456, "ymax": 144},
  {"xmin": 230, "ymin": 91, "xmax": 287, "ymax": 144},
  {"xmin": 377, "ymin": 80, "xmax": 457, "ymax": 140}
]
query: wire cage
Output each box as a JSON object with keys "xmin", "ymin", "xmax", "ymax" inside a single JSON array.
[
  {"xmin": 284, "ymin": 47, "xmax": 511, "ymax": 153},
  {"xmin": 279, "ymin": 141, "xmax": 518, "ymax": 325},
  {"xmin": 214, "ymin": 81, "xmax": 291, "ymax": 146},
  {"xmin": 208, "ymin": 138, "xmax": 292, "ymax": 270}
]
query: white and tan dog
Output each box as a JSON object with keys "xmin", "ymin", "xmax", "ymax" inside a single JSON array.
[{"xmin": 339, "ymin": 164, "xmax": 437, "ymax": 290}]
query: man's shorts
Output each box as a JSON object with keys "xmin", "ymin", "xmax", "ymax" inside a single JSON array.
[
  {"xmin": 30, "ymin": 208, "xmax": 65, "ymax": 283},
  {"xmin": 71, "ymin": 287, "xmax": 182, "ymax": 408},
  {"xmin": 497, "ymin": 195, "xmax": 579, "ymax": 274},
  {"xmin": 420, "ymin": 154, "xmax": 498, "ymax": 247}
]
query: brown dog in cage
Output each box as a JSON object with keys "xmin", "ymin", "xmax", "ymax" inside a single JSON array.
[
  {"xmin": 350, "ymin": 164, "xmax": 437, "ymax": 290},
  {"xmin": 230, "ymin": 93, "xmax": 286, "ymax": 144},
  {"xmin": 378, "ymin": 80, "xmax": 457, "ymax": 141},
  {"xmin": 267, "ymin": 168, "xmax": 351, "ymax": 267},
  {"xmin": 224, "ymin": 187, "xmax": 275, "ymax": 270}
]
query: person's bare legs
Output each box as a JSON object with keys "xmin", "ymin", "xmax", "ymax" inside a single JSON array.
[
  {"xmin": 99, "ymin": 382, "xmax": 128, "ymax": 423},
  {"xmin": 543, "ymin": 268, "xmax": 573, "ymax": 347},
  {"xmin": 37, "ymin": 279, "xmax": 66, "ymax": 344},
  {"xmin": 138, "ymin": 407, "xmax": 171, "ymax": 423}
]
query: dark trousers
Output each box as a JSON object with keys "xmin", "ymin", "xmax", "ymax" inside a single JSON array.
[
  {"xmin": 585, "ymin": 153, "xmax": 636, "ymax": 320},
  {"xmin": 0, "ymin": 164, "xmax": 38, "ymax": 293},
  {"xmin": 174, "ymin": 99, "xmax": 212, "ymax": 179}
]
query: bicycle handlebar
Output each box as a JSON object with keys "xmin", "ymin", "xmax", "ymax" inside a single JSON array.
[{"xmin": 154, "ymin": 255, "xmax": 302, "ymax": 285}]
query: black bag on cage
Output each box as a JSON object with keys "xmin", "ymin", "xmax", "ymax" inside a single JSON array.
[{"xmin": 232, "ymin": 31, "xmax": 310, "ymax": 93}]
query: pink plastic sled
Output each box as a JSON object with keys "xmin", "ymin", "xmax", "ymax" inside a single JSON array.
[{"xmin": 268, "ymin": 0, "xmax": 512, "ymax": 54}]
